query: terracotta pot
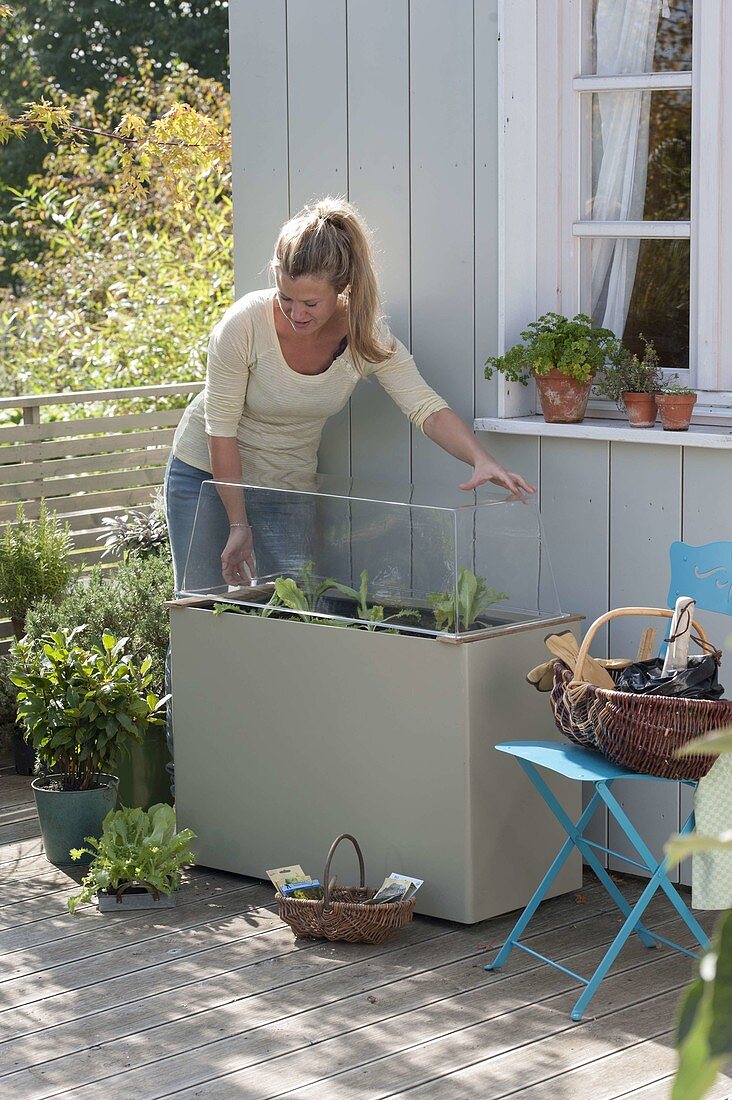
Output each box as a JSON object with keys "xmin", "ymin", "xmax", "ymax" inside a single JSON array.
[
  {"xmin": 534, "ymin": 370, "xmax": 592, "ymax": 424},
  {"xmin": 655, "ymin": 392, "xmax": 697, "ymax": 432},
  {"xmin": 622, "ymin": 391, "xmax": 657, "ymax": 428}
]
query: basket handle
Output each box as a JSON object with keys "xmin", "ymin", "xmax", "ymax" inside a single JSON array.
[
  {"xmin": 322, "ymin": 833, "xmax": 365, "ymax": 910},
  {"xmin": 572, "ymin": 607, "xmax": 712, "ymax": 687}
]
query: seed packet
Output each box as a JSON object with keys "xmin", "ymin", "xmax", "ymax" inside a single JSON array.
[
  {"xmin": 364, "ymin": 872, "xmax": 424, "ymax": 905},
  {"xmin": 266, "ymin": 865, "xmax": 311, "ymax": 892},
  {"xmin": 280, "ymin": 879, "xmax": 324, "ymax": 900}
]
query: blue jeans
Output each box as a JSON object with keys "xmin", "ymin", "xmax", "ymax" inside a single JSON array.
[
  {"xmin": 164, "ymin": 455, "xmax": 228, "ymax": 595},
  {"xmin": 163, "ymin": 455, "xmax": 315, "ymax": 786},
  {"xmin": 164, "ymin": 455, "xmax": 315, "ymax": 594}
]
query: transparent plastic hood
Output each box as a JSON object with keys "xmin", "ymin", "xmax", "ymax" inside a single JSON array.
[{"xmin": 179, "ymin": 475, "xmax": 563, "ymax": 639}]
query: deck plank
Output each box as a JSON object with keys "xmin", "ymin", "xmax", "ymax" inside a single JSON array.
[
  {"xmin": 0, "ymin": 872, "xmax": 261, "ymax": 945},
  {"xmin": 0, "ymin": 802, "xmax": 36, "ymax": 827},
  {"xmin": 0, "ymin": 776, "xmax": 36, "ymax": 808},
  {"xmin": 0, "ymin": 887, "xmax": 618, "ymax": 1080},
  {"xmin": 19, "ymin": 912, "xmax": 701, "ymax": 1100},
  {"xmin": 159, "ymin": 946, "xmax": 704, "ymax": 1100},
  {"xmin": 614, "ymin": 1075, "xmax": 732, "ymax": 1100},
  {"xmin": 0, "ymin": 779, "xmax": 718, "ymax": 1099},
  {"xmin": 0, "ymin": 895, "xmax": 672, "ymax": 1090}
]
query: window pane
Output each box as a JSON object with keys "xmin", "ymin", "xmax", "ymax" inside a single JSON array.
[
  {"xmin": 591, "ymin": 0, "xmax": 692, "ymax": 74},
  {"xmin": 584, "ymin": 238, "xmax": 690, "ymax": 370},
  {"xmin": 588, "ymin": 89, "xmax": 691, "ymax": 221}
]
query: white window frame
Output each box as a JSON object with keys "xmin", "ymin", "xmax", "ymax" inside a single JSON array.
[{"xmin": 496, "ymin": 0, "xmax": 732, "ymax": 420}]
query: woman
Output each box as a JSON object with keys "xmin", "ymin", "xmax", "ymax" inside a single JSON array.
[{"xmin": 165, "ymin": 196, "xmax": 534, "ymax": 592}]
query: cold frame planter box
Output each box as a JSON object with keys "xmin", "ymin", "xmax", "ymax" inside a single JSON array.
[{"xmin": 169, "ymin": 604, "xmax": 582, "ymax": 923}]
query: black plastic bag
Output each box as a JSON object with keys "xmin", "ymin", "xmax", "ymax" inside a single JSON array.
[{"xmin": 614, "ymin": 655, "xmax": 724, "ymax": 700}]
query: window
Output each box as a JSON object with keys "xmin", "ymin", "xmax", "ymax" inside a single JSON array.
[
  {"xmin": 579, "ymin": 1, "xmax": 691, "ymax": 380},
  {"xmin": 497, "ymin": 0, "xmax": 732, "ymax": 418}
]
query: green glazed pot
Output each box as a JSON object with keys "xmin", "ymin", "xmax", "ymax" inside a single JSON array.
[
  {"xmin": 31, "ymin": 774, "xmax": 119, "ymax": 865},
  {"xmin": 112, "ymin": 727, "xmax": 173, "ymax": 811}
]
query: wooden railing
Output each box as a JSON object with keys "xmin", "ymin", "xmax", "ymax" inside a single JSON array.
[{"xmin": 0, "ymin": 381, "xmax": 203, "ymax": 644}]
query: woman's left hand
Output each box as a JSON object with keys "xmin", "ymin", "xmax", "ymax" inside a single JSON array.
[{"xmin": 459, "ymin": 456, "xmax": 536, "ymax": 496}]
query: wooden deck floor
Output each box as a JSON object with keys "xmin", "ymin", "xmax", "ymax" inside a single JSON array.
[{"xmin": 1, "ymin": 770, "xmax": 731, "ymax": 1100}]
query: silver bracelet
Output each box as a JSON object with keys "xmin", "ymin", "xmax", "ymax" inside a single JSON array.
[{"xmin": 230, "ymin": 522, "xmax": 248, "ymax": 528}]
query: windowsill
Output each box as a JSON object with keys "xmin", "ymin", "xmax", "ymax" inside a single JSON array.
[{"xmin": 474, "ymin": 415, "xmax": 732, "ymax": 449}]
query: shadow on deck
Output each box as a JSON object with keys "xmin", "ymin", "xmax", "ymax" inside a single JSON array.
[{"xmin": 1, "ymin": 770, "xmax": 730, "ymax": 1100}]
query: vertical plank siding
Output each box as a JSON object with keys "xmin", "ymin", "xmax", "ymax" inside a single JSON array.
[
  {"xmin": 474, "ymin": 0, "xmax": 501, "ymax": 422},
  {"xmin": 347, "ymin": 0, "xmax": 412, "ymax": 481},
  {"xmin": 286, "ymin": 0, "xmax": 351, "ymax": 475},
  {"xmin": 409, "ymin": 0, "xmax": 476, "ymax": 487},
  {"xmin": 228, "ymin": 0, "xmax": 289, "ymax": 292}
]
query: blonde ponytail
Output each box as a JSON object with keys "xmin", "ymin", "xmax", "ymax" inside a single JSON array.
[{"xmin": 270, "ymin": 197, "xmax": 394, "ymax": 370}]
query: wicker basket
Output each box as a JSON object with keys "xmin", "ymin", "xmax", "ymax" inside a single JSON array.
[
  {"xmin": 549, "ymin": 606, "xmax": 732, "ymax": 781},
  {"xmin": 276, "ymin": 833, "xmax": 416, "ymax": 944}
]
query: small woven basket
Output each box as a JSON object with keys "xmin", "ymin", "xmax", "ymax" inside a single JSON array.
[
  {"xmin": 276, "ymin": 833, "xmax": 416, "ymax": 944},
  {"xmin": 549, "ymin": 606, "xmax": 732, "ymax": 781}
]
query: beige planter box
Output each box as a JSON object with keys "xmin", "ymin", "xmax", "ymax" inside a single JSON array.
[{"xmin": 170, "ymin": 605, "xmax": 582, "ymax": 923}]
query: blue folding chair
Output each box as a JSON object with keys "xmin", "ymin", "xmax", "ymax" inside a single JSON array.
[{"xmin": 485, "ymin": 540, "xmax": 732, "ymax": 1022}]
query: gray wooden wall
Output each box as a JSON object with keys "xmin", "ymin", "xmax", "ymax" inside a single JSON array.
[
  {"xmin": 229, "ymin": 1, "xmax": 732, "ymax": 887},
  {"xmin": 229, "ymin": 0, "xmax": 499, "ymax": 488}
]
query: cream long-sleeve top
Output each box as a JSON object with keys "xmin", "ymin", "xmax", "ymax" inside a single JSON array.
[{"xmin": 172, "ymin": 289, "xmax": 449, "ymax": 487}]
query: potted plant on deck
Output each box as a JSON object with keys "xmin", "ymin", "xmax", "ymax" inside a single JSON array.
[
  {"xmin": 0, "ymin": 501, "xmax": 75, "ymax": 774},
  {"xmin": 485, "ymin": 312, "xmax": 621, "ymax": 424},
  {"xmin": 10, "ymin": 627, "xmax": 169, "ymax": 864},
  {"xmin": 656, "ymin": 382, "xmax": 697, "ymax": 432},
  {"xmin": 67, "ymin": 803, "xmax": 195, "ymax": 913},
  {"xmin": 24, "ymin": 550, "xmax": 175, "ymax": 809},
  {"xmin": 595, "ymin": 336, "xmax": 663, "ymax": 427}
]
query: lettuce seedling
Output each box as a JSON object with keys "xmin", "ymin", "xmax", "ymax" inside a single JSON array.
[
  {"xmin": 429, "ymin": 568, "xmax": 508, "ymax": 633},
  {"xmin": 67, "ymin": 803, "xmax": 195, "ymax": 914},
  {"xmin": 326, "ymin": 570, "xmax": 419, "ymax": 631}
]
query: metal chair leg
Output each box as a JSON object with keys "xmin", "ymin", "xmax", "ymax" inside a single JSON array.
[{"xmin": 487, "ymin": 767, "xmax": 708, "ymax": 1020}]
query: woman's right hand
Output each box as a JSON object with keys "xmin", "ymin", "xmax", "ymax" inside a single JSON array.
[{"xmin": 221, "ymin": 525, "xmax": 257, "ymax": 586}]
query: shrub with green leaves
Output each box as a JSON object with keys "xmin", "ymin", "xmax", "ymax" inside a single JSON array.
[
  {"xmin": 485, "ymin": 312, "xmax": 621, "ymax": 386},
  {"xmin": 0, "ymin": 501, "xmax": 74, "ymax": 636},
  {"xmin": 429, "ymin": 568, "xmax": 508, "ymax": 633},
  {"xmin": 67, "ymin": 803, "xmax": 196, "ymax": 914},
  {"xmin": 0, "ymin": 55, "xmax": 232, "ymax": 404},
  {"xmin": 0, "ymin": 653, "xmax": 20, "ymax": 757},
  {"xmin": 10, "ymin": 628, "xmax": 168, "ymax": 790},
  {"xmin": 24, "ymin": 551, "xmax": 173, "ymax": 695},
  {"xmin": 98, "ymin": 489, "xmax": 169, "ymax": 560}
]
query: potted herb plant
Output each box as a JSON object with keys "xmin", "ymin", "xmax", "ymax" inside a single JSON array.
[
  {"xmin": 67, "ymin": 803, "xmax": 195, "ymax": 913},
  {"xmin": 10, "ymin": 627, "xmax": 169, "ymax": 864},
  {"xmin": 0, "ymin": 500, "xmax": 74, "ymax": 640},
  {"xmin": 655, "ymin": 382, "xmax": 697, "ymax": 432},
  {"xmin": 485, "ymin": 312, "xmax": 621, "ymax": 424},
  {"xmin": 595, "ymin": 336, "xmax": 663, "ymax": 427}
]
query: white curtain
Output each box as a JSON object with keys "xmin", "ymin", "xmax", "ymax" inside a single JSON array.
[{"xmin": 591, "ymin": 0, "xmax": 667, "ymax": 335}]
